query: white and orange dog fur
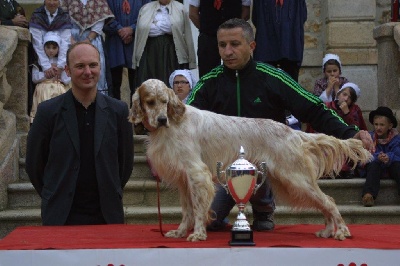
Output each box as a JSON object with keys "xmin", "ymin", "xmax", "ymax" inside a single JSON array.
[{"xmin": 130, "ymin": 79, "xmax": 372, "ymax": 242}]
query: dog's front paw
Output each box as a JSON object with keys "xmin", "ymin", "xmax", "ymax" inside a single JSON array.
[
  {"xmin": 187, "ymin": 232, "xmax": 207, "ymax": 242},
  {"xmin": 315, "ymin": 228, "xmax": 334, "ymax": 239},
  {"xmin": 334, "ymin": 226, "xmax": 351, "ymax": 240},
  {"xmin": 165, "ymin": 229, "xmax": 186, "ymax": 238}
]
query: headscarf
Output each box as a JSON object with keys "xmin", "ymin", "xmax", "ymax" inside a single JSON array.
[
  {"xmin": 61, "ymin": 0, "xmax": 114, "ymax": 31},
  {"xmin": 43, "ymin": 31, "xmax": 61, "ymax": 47},
  {"xmin": 169, "ymin": 69, "xmax": 196, "ymax": 89},
  {"xmin": 338, "ymin": 82, "xmax": 361, "ymax": 99},
  {"xmin": 322, "ymin": 53, "xmax": 342, "ymax": 71}
]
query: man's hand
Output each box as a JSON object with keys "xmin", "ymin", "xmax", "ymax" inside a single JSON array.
[
  {"xmin": 118, "ymin": 27, "xmax": 133, "ymax": 43},
  {"xmin": 353, "ymin": 130, "xmax": 375, "ymax": 153},
  {"xmin": 12, "ymin": 14, "xmax": 28, "ymax": 28}
]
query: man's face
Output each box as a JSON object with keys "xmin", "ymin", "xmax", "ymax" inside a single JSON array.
[
  {"xmin": 217, "ymin": 27, "xmax": 255, "ymax": 70},
  {"xmin": 45, "ymin": 0, "xmax": 59, "ymax": 14},
  {"xmin": 65, "ymin": 44, "xmax": 100, "ymax": 92}
]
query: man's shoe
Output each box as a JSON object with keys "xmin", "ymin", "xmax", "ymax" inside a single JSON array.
[
  {"xmin": 362, "ymin": 193, "xmax": 374, "ymax": 207},
  {"xmin": 207, "ymin": 219, "xmax": 228, "ymax": 231},
  {"xmin": 252, "ymin": 211, "xmax": 275, "ymax": 231}
]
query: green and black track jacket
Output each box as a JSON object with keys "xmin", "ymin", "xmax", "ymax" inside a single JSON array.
[{"xmin": 187, "ymin": 58, "xmax": 358, "ymax": 140}]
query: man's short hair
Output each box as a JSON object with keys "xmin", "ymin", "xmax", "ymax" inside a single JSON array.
[
  {"xmin": 217, "ymin": 18, "xmax": 255, "ymax": 43},
  {"xmin": 66, "ymin": 42, "xmax": 100, "ymax": 66}
]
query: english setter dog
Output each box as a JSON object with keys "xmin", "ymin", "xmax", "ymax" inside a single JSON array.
[{"xmin": 130, "ymin": 79, "xmax": 372, "ymax": 242}]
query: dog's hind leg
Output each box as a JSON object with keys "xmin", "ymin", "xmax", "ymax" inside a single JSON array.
[
  {"xmin": 305, "ymin": 189, "xmax": 351, "ymax": 241},
  {"xmin": 272, "ymin": 176, "xmax": 350, "ymax": 240}
]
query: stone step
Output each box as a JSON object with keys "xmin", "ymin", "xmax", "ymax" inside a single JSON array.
[
  {"xmin": 2, "ymin": 205, "xmax": 400, "ymax": 239},
  {"xmin": 7, "ymin": 179, "xmax": 400, "ymax": 209},
  {"xmin": 18, "ymin": 154, "xmax": 152, "ymax": 182}
]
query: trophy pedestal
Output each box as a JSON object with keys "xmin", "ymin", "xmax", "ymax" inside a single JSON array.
[{"xmin": 229, "ymin": 230, "xmax": 255, "ymax": 246}]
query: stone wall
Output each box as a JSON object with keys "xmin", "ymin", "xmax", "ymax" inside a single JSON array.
[{"xmin": 0, "ymin": 27, "xmax": 30, "ymax": 210}]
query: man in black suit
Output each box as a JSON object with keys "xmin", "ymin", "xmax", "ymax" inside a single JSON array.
[{"xmin": 26, "ymin": 42, "xmax": 134, "ymax": 225}]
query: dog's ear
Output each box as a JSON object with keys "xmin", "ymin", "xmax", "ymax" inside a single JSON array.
[
  {"xmin": 129, "ymin": 85, "xmax": 145, "ymax": 124},
  {"xmin": 167, "ymin": 87, "xmax": 186, "ymax": 122}
]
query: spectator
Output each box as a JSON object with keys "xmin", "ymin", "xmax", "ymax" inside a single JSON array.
[
  {"xmin": 103, "ymin": 0, "xmax": 151, "ymax": 100},
  {"xmin": 361, "ymin": 106, "xmax": 400, "ymax": 207},
  {"xmin": 313, "ymin": 53, "xmax": 349, "ymax": 102},
  {"xmin": 169, "ymin": 69, "xmax": 196, "ymax": 103},
  {"xmin": 326, "ymin": 83, "xmax": 367, "ymax": 131},
  {"xmin": 325, "ymin": 82, "xmax": 367, "ymax": 178},
  {"xmin": 252, "ymin": 0, "xmax": 306, "ymax": 82},
  {"xmin": 29, "ymin": 0, "xmax": 71, "ymax": 85},
  {"xmin": 0, "ymin": 0, "xmax": 28, "ymax": 27},
  {"xmin": 29, "ymin": 31, "xmax": 70, "ymax": 123},
  {"xmin": 61, "ymin": 0, "xmax": 114, "ymax": 95},
  {"xmin": 133, "ymin": 0, "xmax": 196, "ymax": 89},
  {"xmin": 187, "ymin": 18, "xmax": 373, "ymax": 232},
  {"xmin": 252, "ymin": 0, "xmax": 306, "ymax": 130},
  {"xmin": 189, "ymin": 0, "xmax": 250, "ymax": 77},
  {"xmin": 26, "ymin": 42, "xmax": 134, "ymax": 225}
]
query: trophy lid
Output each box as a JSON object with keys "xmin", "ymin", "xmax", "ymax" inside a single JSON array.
[{"xmin": 227, "ymin": 146, "xmax": 257, "ymax": 171}]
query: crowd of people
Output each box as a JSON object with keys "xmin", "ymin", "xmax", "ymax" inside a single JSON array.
[{"xmin": 1, "ymin": 0, "xmax": 399, "ymax": 230}]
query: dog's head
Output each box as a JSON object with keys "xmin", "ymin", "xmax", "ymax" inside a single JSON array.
[{"xmin": 130, "ymin": 79, "xmax": 186, "ymax": 131}]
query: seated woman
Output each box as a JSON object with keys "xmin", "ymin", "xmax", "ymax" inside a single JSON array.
[{"xmin": 168, "ymin": 69, "xmax": 196, "ymax": 104}]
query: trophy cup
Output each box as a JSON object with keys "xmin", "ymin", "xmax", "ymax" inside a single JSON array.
[{"xmin": 216, "ymin": 146, "xmax": 267, "ymax": 246}]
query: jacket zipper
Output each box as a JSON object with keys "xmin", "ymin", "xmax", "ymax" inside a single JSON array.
[{"xmin": 236, "ymin": 70, "xmax": 241, "ymax": 117}]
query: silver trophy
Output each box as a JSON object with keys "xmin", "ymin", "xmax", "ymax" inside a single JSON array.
[{"xmin": 216, "ymin": 146, "xmax": 267, "ymax": 246}]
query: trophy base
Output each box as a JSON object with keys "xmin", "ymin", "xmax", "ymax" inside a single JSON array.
[{"xmin": 229, "ymin": 230, "xmax": 255, "ymax": 246}]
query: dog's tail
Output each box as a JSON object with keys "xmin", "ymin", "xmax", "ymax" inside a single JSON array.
[{"xmin": 302, "ymin": 133, "xmax": 373, "ymax": 178}]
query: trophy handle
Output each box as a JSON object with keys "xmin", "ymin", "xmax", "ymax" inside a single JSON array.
[
  {"xmin": 254, "ymin": 162, "xmax": 267, "ymax": 194},
  {"xmin": 216, "ymin": 161, "xmax": 229, "ymax": 194}
]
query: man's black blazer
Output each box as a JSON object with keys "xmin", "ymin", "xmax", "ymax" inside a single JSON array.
[{"xmin": 26, "ymin": 89, "xmax": 133, "ymax": 225}]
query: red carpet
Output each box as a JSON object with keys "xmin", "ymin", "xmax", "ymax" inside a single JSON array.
[{"xmin": 0, "ymin": 224, "xmax": 399, "ymax": 250}]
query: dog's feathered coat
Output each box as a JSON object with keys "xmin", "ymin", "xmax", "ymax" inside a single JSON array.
[{"xmin": 130, "ymin": 79, "xmax": 372, "ymax": 242}]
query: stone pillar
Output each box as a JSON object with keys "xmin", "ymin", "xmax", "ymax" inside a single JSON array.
[
  {"xmin": 373, "ymin": 22, "xmax": 400, "ymax": 119},
  {"xmin": 0, "ymin": 27, "xmax": 23, "ymax": 210}
]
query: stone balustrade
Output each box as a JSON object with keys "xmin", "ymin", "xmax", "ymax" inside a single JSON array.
[{"xmin": 0, "ymin": 26, "xmax": 30, "ymax": 210}]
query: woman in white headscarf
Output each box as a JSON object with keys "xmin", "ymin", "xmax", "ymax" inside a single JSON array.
[{"xmin": 169, "ymin": 69, "xmax": 196, "ymax": 103}]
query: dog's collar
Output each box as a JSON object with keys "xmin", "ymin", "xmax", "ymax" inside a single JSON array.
[{"xmin": 141, "ymin": 119, "xmax": 157, "ymax": 132}]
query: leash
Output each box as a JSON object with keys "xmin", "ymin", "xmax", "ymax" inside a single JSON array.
[{"xmin": 156, "ymin": 176, "xmax": 164, "ymax": 236}]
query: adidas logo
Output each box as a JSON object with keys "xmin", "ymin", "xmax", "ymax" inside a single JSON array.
[{"xmin": 254, "ymin": 97, "xmax": 262, "ymax": 103}]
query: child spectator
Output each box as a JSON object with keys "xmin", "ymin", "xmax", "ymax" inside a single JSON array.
[
  {"xmin": 326, "ymin": 82, "xmax": 367, "ymax": 131},
  {"xmin": 361, "ymin": 106, "xmax": 400, "ymax": 207},
  {"xmin": 30, "ymin": 32, "xmax": 70, "ymax": 123},
  {"xmin": 313, "ymin": 54, "xmax": 349, "ymax": 102},
  {"xmin": 169, "ymin": 69, "xmax": 196, "ymax": 104},
  {"xmin": 326, "ymin": 82, "xmax": 367, "ymax": 178}
]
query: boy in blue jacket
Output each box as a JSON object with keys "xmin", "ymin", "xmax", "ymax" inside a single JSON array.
[{"xmin": 362, "ymin": 107, "xmax": 400, "ymax": 207}]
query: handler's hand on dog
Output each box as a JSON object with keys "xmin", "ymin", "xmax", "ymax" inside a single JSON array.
[{"xmin": 353, "ymin": 130, "xmax": 375, "ymax": 153}]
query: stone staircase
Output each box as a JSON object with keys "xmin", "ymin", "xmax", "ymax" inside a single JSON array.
[{"xmin": 1, "ymin": 134, "xmax": 400, "ymax": 238}]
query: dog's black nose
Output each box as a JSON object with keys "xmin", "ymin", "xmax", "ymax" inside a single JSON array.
[{"xmin": 158, "ymin": 116, "xmax": 168, "ymax": 126}]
